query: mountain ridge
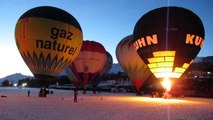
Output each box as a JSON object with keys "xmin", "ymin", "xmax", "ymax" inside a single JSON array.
[{"xmin": 0, "ymin": 73, "xmax": 33, "ymax": 84}]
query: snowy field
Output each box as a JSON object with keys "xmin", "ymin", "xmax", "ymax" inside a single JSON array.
[{"xmin": 1, "ymin": 87, "xmax": 213, "ymax": 120}]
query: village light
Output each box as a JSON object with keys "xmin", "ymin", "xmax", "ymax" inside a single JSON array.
[
  {"xmin": 22, "ymin": 83, "xmax": 27, "ymax": 87},
  {"xmin": 13, "ymin": 83, "xmax": 18, "ymax": 87}
]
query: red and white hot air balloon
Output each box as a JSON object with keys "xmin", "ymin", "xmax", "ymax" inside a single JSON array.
[{"xmin": 70, "ymin": 40, "xmax": 107, "ymax": 93}]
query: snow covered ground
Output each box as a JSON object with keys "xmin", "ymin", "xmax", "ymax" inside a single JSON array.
[{"xmin": 0, "ymin": 87, "xmax": 213, "ymax": 120}]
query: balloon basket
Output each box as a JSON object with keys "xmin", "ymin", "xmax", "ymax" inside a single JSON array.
[
  {"xmin": 162, "ymin": 91, "xmax": 172, "ymax": 99},
  {"xmin": 38, "ymin": 88, "xmax": 47, "ymax": 97},
  {"xmin": 136, "ymin": 90, "xmax": 144, "ymax": 96}
]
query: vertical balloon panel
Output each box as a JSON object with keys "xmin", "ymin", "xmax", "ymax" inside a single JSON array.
[
  {"xmin": 133, "ymin": 7, "xmax": 205, "ymax": 79},
  {"xmin": 99, "ymin": 52, "xmax": 113, "ymax": 76},
  {"xmin": 15, "ymin": 6, "xmax": 83, "ymax": 80},
  {"xmin": 91, "ymin": 51, "xmax": 113, "ymax": 86}
]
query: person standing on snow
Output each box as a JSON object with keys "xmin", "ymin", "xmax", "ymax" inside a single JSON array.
[{"xmin": 74, "ymin": 88, "xmax": 78, "ymax": 103}]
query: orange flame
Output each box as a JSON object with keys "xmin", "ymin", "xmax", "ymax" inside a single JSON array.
[{"xmin": 161, "ymin": 77, "xmax": 171, "ymax": 92}]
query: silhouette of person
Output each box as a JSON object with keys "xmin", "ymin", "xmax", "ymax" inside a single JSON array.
[
  {"xmin": 74, "ymin": 89, "xmax": 78, "ymax": 103},
  {"xmin": 28, "ymin": 90, "xmax": 30, "ymax": 97}
]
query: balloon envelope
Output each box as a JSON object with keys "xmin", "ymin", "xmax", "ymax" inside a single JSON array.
[
  {"xmin": 15, "ymin": 6, "xmax": 83, "ymax": 82},
  {"xmin": 70, "ymin": 40, "xmax": 107, "ymax": 87},
  {"xmin": 99, "ymin": 51, "xmax": 113, "ymax": 76},
  {"xmin": 64, "ymin": 66, "xmax": 80, "ymax": 86},
  {"xmin": 133, "ymin": 7, "xmax": 205, "ymax": 79},
  {"xmin": 91, "ymin": 51, "xmax": 113, "ymax": 86},
  {"xmin": 116, "ymin": 35, "xmax": 151, "ymax": 89}
]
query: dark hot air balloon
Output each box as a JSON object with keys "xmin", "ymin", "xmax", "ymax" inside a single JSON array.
[{"xmin": 133, "ymin": 7, "xmax": 205, "ymax": 91}]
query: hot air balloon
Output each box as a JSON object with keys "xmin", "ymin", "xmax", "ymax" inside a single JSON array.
[
  {"xmin": 90, "ymin": 51, "xmax": 113, "ymax": 88},
  {"xmin": 70, "ymin": 40, "xmax": 107, "ymax": 93},
  {"xmin": 116, "ymin": 35, "xmax": 151, "ymax": 94},
  {"xmin": 15, "ymin": 6, "xmax": 83, "ymax": 89},
  {"xmin": 99, "ymin": 52, "xmax": 113, "ymax": 77},
  {"xmin": 133, "ymin": 7, "xmax": 205, "ymax": 92},
  {"xmin": 64, "ymin": 66, "xmax": 81, "ymax": 87}
]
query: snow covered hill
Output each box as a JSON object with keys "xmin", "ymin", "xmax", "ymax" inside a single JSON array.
[
  {"xmin": 108, "ymin": 63, "xmax": 124, "ymax": 73},
  {"xmin": 0, "ymin": 73, "xmax": 32, "ymax": 83}
]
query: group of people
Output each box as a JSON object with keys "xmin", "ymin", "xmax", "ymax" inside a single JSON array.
[{"xmin": 27, "ymin": 88, "xmax": 78, "ymax": 103}]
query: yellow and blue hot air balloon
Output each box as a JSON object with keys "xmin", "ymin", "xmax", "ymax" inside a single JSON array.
[
  {"xmin": 116, "ymin": 35, "xmax": 151, "ymax": 92},
  {"xmin": 15, "ymin": 6, "xmax": 83, "ymax": 86}
]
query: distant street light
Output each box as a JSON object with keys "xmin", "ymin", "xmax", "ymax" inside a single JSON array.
[{"xmin": 22, "ymin": 83, "xmax": 27, "ymax": 87}]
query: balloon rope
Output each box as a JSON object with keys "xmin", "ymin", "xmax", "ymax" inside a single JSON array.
[{"xmin": 165, "ymin": 0, "xmax": 170, "ymax": 50}]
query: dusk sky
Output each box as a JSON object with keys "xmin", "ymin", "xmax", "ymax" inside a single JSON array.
[{"xmin": 0, "ymin": 0, "xmax": 212, "ymax": 78}]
